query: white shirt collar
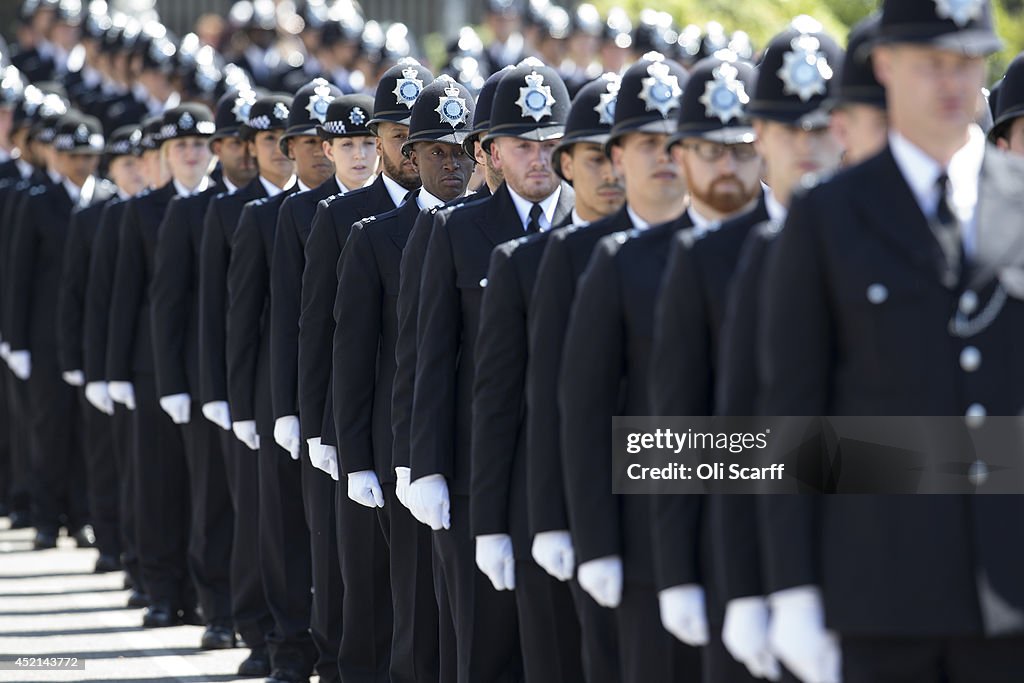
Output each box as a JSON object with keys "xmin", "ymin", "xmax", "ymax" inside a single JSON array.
[
  {"xmin": 298, "ymin": 178, "xmax": 313, "ymax": 193},
  {"xmin": 15, "ymin": 158, "xmax": 33, "ymax": 180},
  {"xmin": 764, "ymin": 187, "xmax": 788, "ymax": 225},
  {"xmin": 48, "ymin": 168, "xmax": 63, "ymax": 185},
  {"xmin": 117, "ymin": 187, "xmax": 132, "ymax": 200},
  {"xmin": 889, "ymin": 125, "xmax": 984, "ymax": 255},
  {"xmin": 507, "ymin": 184, "xmax": 562, "ymax": 232},
  {"xmin": 381, "ymin": 173, "xmax": 414, "ymax": 209},
  {"xmin": 417, "ymin": 188, "xmax": 446, "ymax": 211},
  {"xmin": 626, "ymin": 205, "xmax": 651, "ymax": 231},
  {"xmin": 223, "ymin": 176, "xmax": 238, "ymax": 194},
  {"xmin": 571, "ymin": 208, "xmax": 590, "ymax": 228},
  {"xmin": 687, "ymin": 205, "xmax": 721, "ymax": 237},
  {"xmin": 173, "ymin": 176, "xmax": 210, "ymax": 197},
  {"xmin": 63, "ymin": 175, "xmax": 93, "ymax": 205},
  {"xmin": 260, "ymin": 174, "xmax": 294, "ymax": 198}
]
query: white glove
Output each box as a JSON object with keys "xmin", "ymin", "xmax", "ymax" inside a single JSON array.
[
  {"xmin": 107, "ymin": 381, "xmax": 136, "ymax": 410},
  {"xmin": 306, "ymin": 436, "xmax": 324, "ymax": 469},
  {"xmin": 475, "ymin": 533, "xmax": 516, "ymax": 591},
  {"xmin": 768, "ymin": 586, "xmax": 841, "ymax": 683},
  {"xmin": 407, "ymin": 473, "xmax": 450, "ymax": 530},
  {"xmin": 723, "ymin": 596, "xmax": 782, "ymax": 681},
  {"xmin": 273, "ymin": 415, "xmax": 301, "ymax": 460},
  {"xmin": 321, "ymin": 444, "xmax": 339, "ymax": 481},
  {"xmin": 577, "ymin": 555, "xmax": 623, "ymax": 608},
  {"xmin": 84, "ymin": 381, "xmax": 115, "ymax": 415},
  {"xmin": 348, "ymin": 469, "xmax": 385, "ymax": 508},
  {"xmin": 0, "ymin": 341, "xmax": 9, "ymax": 361},
  {"xmin": 201, "ymin": 400, "xmax": 232, "ymax": 430},
  {"xmin": 658, "ymin": 584, "xmax": 710, "ymax": 647},
  {"xmin": 232, "ymin": 419, "xmax": 260, "ymax": 451},
  {"xmin": 395, "ymin": 467, "xmax": 412, "ymax": 509},
  {"xmin": 7, "ymin": 350, "xmax": 30, "ymax": 380},
  {"xmin": 531, "ymin": 530, "xmax": 575, "ymax": 582},
  {"xmin": 159, "ymin": 393, "xmax": 192, "ymax": 424},
  {"xmin": 62, "ymin": 369, "xmax": 85, "ymax": 386}
]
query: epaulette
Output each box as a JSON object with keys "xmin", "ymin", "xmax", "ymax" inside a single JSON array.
[{"xmin": 28, "ymin": 184, "xmax": 47, "ymax": 197}]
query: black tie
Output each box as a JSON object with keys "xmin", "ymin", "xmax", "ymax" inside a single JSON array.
[
  {"xmin": 934, "ymin": 172, "xmax": 963, "ymax": 281},
  {"xmin": 526, "ymin": 203, "xmax": 543, "ymax": 234}
]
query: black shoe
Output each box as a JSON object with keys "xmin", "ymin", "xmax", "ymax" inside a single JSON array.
[
  {"xmin": 142, "ymin": 602, "xmax": 180, "ymax": 628},
  {"xmin": 237, "ymin": 647, "xmax": 271, "ymax": 678},
  {"xmin": 127, "ymin": 590, "xmax": 150, "ymax": 608},
  {"xmin": 94, "ymin": 554, "xmax": 121, "ymax": 573},
  {"xmin": 8, "ymin": 510, "xmax": 31, "ymax": 529},
  {"xmin": 123, "ymin": 573, "xmax": 135, "ymax": 590},
  {"xmin": 71, "ymin": 525, "xmax": 96, "ymax": 548},
  {"xmin": 264, "ymin": 669, "xmax": 308, "ymax": 683},
  {"xmin": 200, "ymin": 624, "xmax": 236, "ymax": 650},
  {"xmin": 33, "ymin": 531, "xmax": 58, "ymax": 550}
]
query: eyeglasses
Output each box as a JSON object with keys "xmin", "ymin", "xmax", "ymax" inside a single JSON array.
[{"xmin": 680, "ymin": 141, "xmax": 759, "ymax": 163}]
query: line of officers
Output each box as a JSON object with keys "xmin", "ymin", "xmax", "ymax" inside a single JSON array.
[{"xmin": 5, "ymin": 0, "xmax": 1024, "ymax": 681}]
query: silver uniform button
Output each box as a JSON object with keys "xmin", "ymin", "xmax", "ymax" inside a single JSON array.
[
  {"xmin": 959, "ymin": 346, "xmax": 981, "ymax": 372},
  {"xmin": 965, "ymin": 403, "xmax": 986, "ymax": 428},
  {"xmin": 866, "ymin": 283, "xmax": 888, "ymax": 304},
  {"xmin": 479, "ymin": 278, "xmax": 488, "ymax": 287},
  {"xmin": 967, "ymin": 459, "xmax": 989, "ymax": 486},
  {"xmin": 959, "ymin": 290, "xmax": 978, "ymax": 315}
]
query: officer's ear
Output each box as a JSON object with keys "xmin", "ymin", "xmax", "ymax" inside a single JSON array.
[
  {"xmin": 558, "ymin": 147, "xmax": 574, "ymax": 183},
  {"xmin": 873, "ymin": 46, "xmax": 895, "ymax": 89},
  {"xmin": 489, "ymin": 138, "xmax": 504, "ymax": 170},
  {"xmin": 609, "ymin": 140, "xmax": 625, "ymax": 176},
  {"xmin": 407, "ymin": 146, "xmax": 420, "ymax": 172}
]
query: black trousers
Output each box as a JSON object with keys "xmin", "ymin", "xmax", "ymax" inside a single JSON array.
[
  {"xmin": 299, "ymin": 447, "xmax": 343, "ymax": 683},
  {"xmin": 515, "ymin": 557, "xmax": 584, "ymax": 683},
  {"xmin": 616, "ymin": 580, "xmax": 701, "ymax": 683},
  {"xmin": 257, "ymin": 432, "xmax": 316, "ymax": 672},
  {"xmin": 79, "ymin": 392, "xmax": 120, "ymax": 558},
  {"xmin": 335, "ymin": 473, "xmax": 392, "ymax": 682},
  {"xmin": 569, "ymin": 580, "xmax": 621, "ymax": 683},
  {"xmin": 0, "ymin": 367, "xmax": 9, "ymax": 509},
  {"xmin": 111, "ymin": 403, "xmax": 141, "ymax": 589},
  {"xmin": 132, "ymin": 372, "xmax": 190, "ymax": 608},
  {"xmin": 27, "ymin": 351, "xmax": 86, "ymax": 534},
  {"xmin": 383, "ymin": 483, "xmax": 439, "ymax": 683},
  {"xmin": 842, "ymin": 634, "xmax": 1024, "ymax": 683},
  {"xmin": 4, "ymin": 366, "xmax": 31, "ymax": 515},
  {"xmin": 433, "ymin": 493, "xmax": 523, "ymax": 683},
  {"xmin": 219, "ymin": 428, "xmax": 273, "ymax": 649},
  {"xmin": 181, "ymin": 407, "xmax": 234, "ymax": 626}
]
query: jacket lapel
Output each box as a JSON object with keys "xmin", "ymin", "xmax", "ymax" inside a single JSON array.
[
  {"xmin": 855, "ymin": 148, "xmax": 951, "ymax": 285},
  {"xmin": 386, "ymin": 194, "xmax": 424, "ymax": 252},
  {"xmin": 478, "ymin": 183, "xmax": 524, "ymax": 247},
  {"xmin": 550, "ymin": 182, "xmax": 575, "ymax": 228}
]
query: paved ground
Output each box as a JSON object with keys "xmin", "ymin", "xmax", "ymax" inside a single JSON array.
[{"xmin": 0, "ymin": 518, "xmax": 264, "ymax": 683}]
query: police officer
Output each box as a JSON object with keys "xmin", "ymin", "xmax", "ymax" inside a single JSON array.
[
  {"xmin": 557, "ymin": 52, "xmax": 698, "ymax": 682},
  {"xmin": 197, "ymin": 87, "xmax": 279, "ymax": 678},
  {"xmin": 7, "ymin": 111, "xmax": 111, "ymax": 550},
  {"xmin": 333, "ymin": 75, "xmax": 476, "ymax": 683},
  {"xmin": 757, "ymin": 2, "xmax": 1024, "ymax": 681},
  {"xmin": 107, "ymin": 104, "xmax": 218, "ymax": 628},
  {"xmin": 990, "ymin": 52, "xmax": 1024, "ymax": 155},
  {"xmin": 82, "ymin": 123, "xmax": 149, "ymax": 607},
  {"xmin": 271, "ymin": 92, "xmax": 376, "ymax": 683},
  {"xmin": 57, "ymin": 123, "xmax": 143, "ymax": 573},
  {"xmin": 300, "ymin": 59, "xmax": 428, "ymax": 680},
  {"xmin": 227, "ymin": 82, "xmax": 342, "ymax": 683},
  {"xmin": 150, "ymin": 91, "xmax": 259, "ymax": 652},
  {"xmin": 408, "ymin": 59, "xmax": 576, "ymax": 683},
  {"xmin": 827, "ymin": 13, "xmax": 889, "ymax": 166}
]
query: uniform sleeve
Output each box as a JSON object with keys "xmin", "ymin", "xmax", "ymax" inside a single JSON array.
[
  {"xmin": 525, "ymin": 233, "xmax": 575, "ymax": 534},
  {"xmin": 83, "ymin": 203, "xmax": 120, "ymax": 381},
  {"xmin": 558, "ymin": 238, "xmax": 624, "ymax": 564},
  {"xmin": 269, "ymin": 198, "xmax": 303, "ymax": 419},
  {"xmin": 198, "ymin": 198, "xmax": 230, "ymax": 403},
  {"xmin": 226, "ymin": 203, "xmax": 267, "ymax": 422},
  {"xmin": 298, "ymin": 201, "xmax": 340, "ymax": 441},
  {"xmin": 6, "ymin": 193, "xmax": 39, "ymax": 351},
  {"xmin": 470, "ymin": 244, "xmax": 526, "ymax": 537},
  {"xmin": 106, "ymin": 201, "xmax": 145, "ymax": 381},
  {"xmin": 390, "ymin": 209, "xmax": 437, "ymax": 471},
  {"xmin": 409, "ymin": 215, "xmax": 460, "ymax": 481},
  {"xmin": 332, "ymin": 222, "xmax": 382, "ymax": 475},
  {"xmin": 150, "ymin": 197, "xmax": 194, "ymax": 397},
  {"xmin": 57, "ymin": 207, "xmax": 90, "ymax": 372}
]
